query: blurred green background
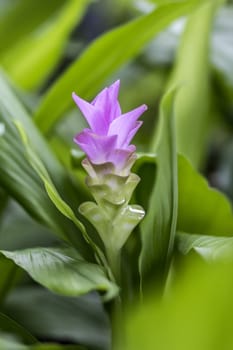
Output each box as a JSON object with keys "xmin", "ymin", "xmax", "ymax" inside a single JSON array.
[{"xmin": 0, "ymin": 0, "xmax": 233, "ymax": 349}]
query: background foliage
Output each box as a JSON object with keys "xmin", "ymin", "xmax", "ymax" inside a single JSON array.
[{"xmin": 0, "ymin": 0, "xmax": 233, "ymax": 349}]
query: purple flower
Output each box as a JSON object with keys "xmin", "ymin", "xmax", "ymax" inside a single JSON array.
[{"xmin": 72, "ymin": 80, "xmax": 147, "ymax": 172}]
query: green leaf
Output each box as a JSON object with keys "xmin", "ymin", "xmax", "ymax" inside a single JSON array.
[
  {"xmin": 0, "ymin": 0, "xmax": 65, "ymax": 53},
  {"xmin": 1, "ymin": 0, "xmax": 90, "ymax": 90},
  {"xmin": 34, "ymin": 0, "xmax": 204, "ymax": 134},
  {"xmin": 125, "ymin": 260, "xmax": 233, "ymax": 350},
  {"xmin": 0, "ymin": 312, "xmax": 37, "ymax": 345},
  {"xmin": 177, "ymin": 155, "xmax": 233, "ymax": 236},
  {"xmin": 139, "ymin": 88, "xmax": 178, "ymax": 288},
  {"xmin": 133, "ymin": 153, "xmax": 157, "ymax": 211},
  {"xmin": 177, "ymin": 232, "xmax": 233, "ymax": 262},
  {"xmin": 0, "ymin": 73, "xmax": 91, "ymax": 256},
  {"xmin": 1, "ymin": 247, "xmax": 118, "ymax": 300},
  {"xmin": 0, "ymin": 200, "xmax": 57, "ymax": 251},
  {"xmin": 0, "ymin": 335, "xmax": 85, "ymax": 350},
  {"xmin": 4, "ymin": 286, "xmax": 110, "ymax": 349},
  {"xmin": 0, "ymin": 255, "xmax": 20, "ymax": 302},
  {"xmin": 14, "ymin": 121, "xmax": 105, "ymax": 264},
  {"xmin": 168, "ymin": 0, "xmax": 219, "ymax": 166}
]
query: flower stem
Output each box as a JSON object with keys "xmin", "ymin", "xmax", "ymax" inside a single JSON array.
[
  {"xmin": 110, "ymin": 294, "xmax": 124, "ymax": 350},
  {"xmin": 106, "ymin": 246, "xmax": 121, "ymax": 286},
  {"xmin": 106, "ymin": 246, "xmax": 125, "ymax": 349}
]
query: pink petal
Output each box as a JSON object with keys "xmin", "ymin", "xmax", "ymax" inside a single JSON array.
[
  {"xmin": 92, "ymin": 80, "xmax": 121, "ymax": 124},
  {"xmin": 92, "ymin": 87, "xmax": 108, "ymax": 107},
  {"xmin": 74, "ymin": 130, "xmax": 117, "ymax": 164},
  {"xmin": 124, "ymin": 121, "xmax": 143, "ymax": 146},
  {"xmin": 72, "ymin": 92, "xmax": 108, "ymax": 134},
  {"xmin": 108, "ymin": 104, "xmax": 147, "ymax": 148},
  {"xmin": 107, "ymin": 80, "xmax": 121, "ymax": 121}
]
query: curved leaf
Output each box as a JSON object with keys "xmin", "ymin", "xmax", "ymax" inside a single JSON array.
[
  {"xmin": 169, "ymin": 0, "xmax": 218, "ymax": 166},
  {"xmin": 0, "ymin": 73, "xmax": 91, "ymax": 256},
  {"xmin": 0, "ymin": 0, "xmax": 64, "ymax": 53},
  {"xmin": 177, "ymin": 155, "xmax": 233, "ymax": 236},
  {"xmin": 1, "ymin": 0, "xmax": 90, "ymax": 90},
  {"xmin": 34, "ymin": 0, "xmax": 204, "ymax": 134},
  {"xmin": 139, "ymin": 88, "xmax": 178, "ymax": 288},
  {"xmin": 1, "ymin": 248, "xmax": 118, "ymax": 301},
  {"xmin": 177, "ymin": 232, "xmax": 233, "ymax": 262}
]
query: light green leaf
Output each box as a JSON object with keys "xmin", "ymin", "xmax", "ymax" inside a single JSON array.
[
  {"xmin": 177, "ymin": 155, "xmax": 233, "ymax": 236},
  {"xmin": 34, "ymin": 0, "xmax": 204, "ymax": 134},
  {"xmin": 168, "ymin": 0, "xmax": 219, "ymax": 166},
  {"xmin": 125, "ymin": 260, "xmax": 233, "ymax": 350},
  {"xmin": 1, "ymin": 0, "xmax": 90, "ymax": 90},
  {"xmin": 0, "ymin": 122, "xmax": 5, "ymax": 136},
  {"xmin": 139, "ymin": 88, "xmax": 178, "ymax": 288},
  {"xmin": 177, "ymin": 232, "xmax": 233, "ymax": 262},
  {"xmin": 0, "ymin": 0, "xmax": 64, "ymax": 53},
  {"xmin": 1, "ymin": 248, "xmax": 118, "ymax": 300}
]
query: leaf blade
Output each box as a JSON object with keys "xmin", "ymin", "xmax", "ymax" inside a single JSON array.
[
  {"xmin": 34, "ymin": 0, "xmax": 204, "ymax": 134},
  {"xmin": 1, "ymin": 0, "xmax": 90, "ymax": 90},
  {"xmin": 139, "ymin": 88, "xmax": 178, "ymax": 288},
  {"xmin": 1, "ymin": 248, "xmax": 118, "ymax": 300}
]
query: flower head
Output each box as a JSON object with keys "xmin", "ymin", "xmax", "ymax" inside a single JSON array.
[{"xmin": 73, "ymin": 80, "xmax": 147, "ymax": 173}]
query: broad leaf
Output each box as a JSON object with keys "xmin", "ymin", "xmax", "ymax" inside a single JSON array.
[
  {"xmin": 34, "ymin": 0, "xmax": 205, "ymax": 134},
  {"xmin": 4, "ymin": 286, "xmax": 110, "ymax": 349},
  {"xmin": 177, "ymin": 232, "xmax": 233, "ymax": 262},
  {"xmin": 177, "ymin": 155, "xmax": 233, "ymax": 236},
  {"xmin": 1, "ymin": 247, "xmax": 118, "ymax": 300},
  {"xmin": 14, "ymin": 121, "xmax": 105, "ymax": 263},
  {"xmin": 125, "ymin": 260, "xmax": 233, "ymax": 350},
  {"xmin": 0, "ymin": 73, "xmax": 91, "ymax": 256},
  {"xmin": 139, "ymin": 88, "xmax": 178, "ymax": 288}
]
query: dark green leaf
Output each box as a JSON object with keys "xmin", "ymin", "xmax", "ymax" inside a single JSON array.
[
  {"xmin": 0, "ymin": 73, "xmax": 91, "ymax": 257},
  {"xmin": 0, "ymin": 334, "xmax": 85, "ymax": 350},
  {"xmin": 0, "ymin": 255, "xmax": 20, "ymax": 303},
  {"xmin": 4, "ymin": 286, "xmax": 110, "ymax": 350},
  {"xmin": 133, "ymin": 153, "xmax": 157, "ymax": 211},
  {"xmin": 0, "ymin": 312, "xmax": 37, "ymax": 345}
]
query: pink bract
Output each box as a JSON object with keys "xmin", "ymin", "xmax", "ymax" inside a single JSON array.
[{"xmin": 73, "ymin": 80, "xmax": 147, "ymax": 172}]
